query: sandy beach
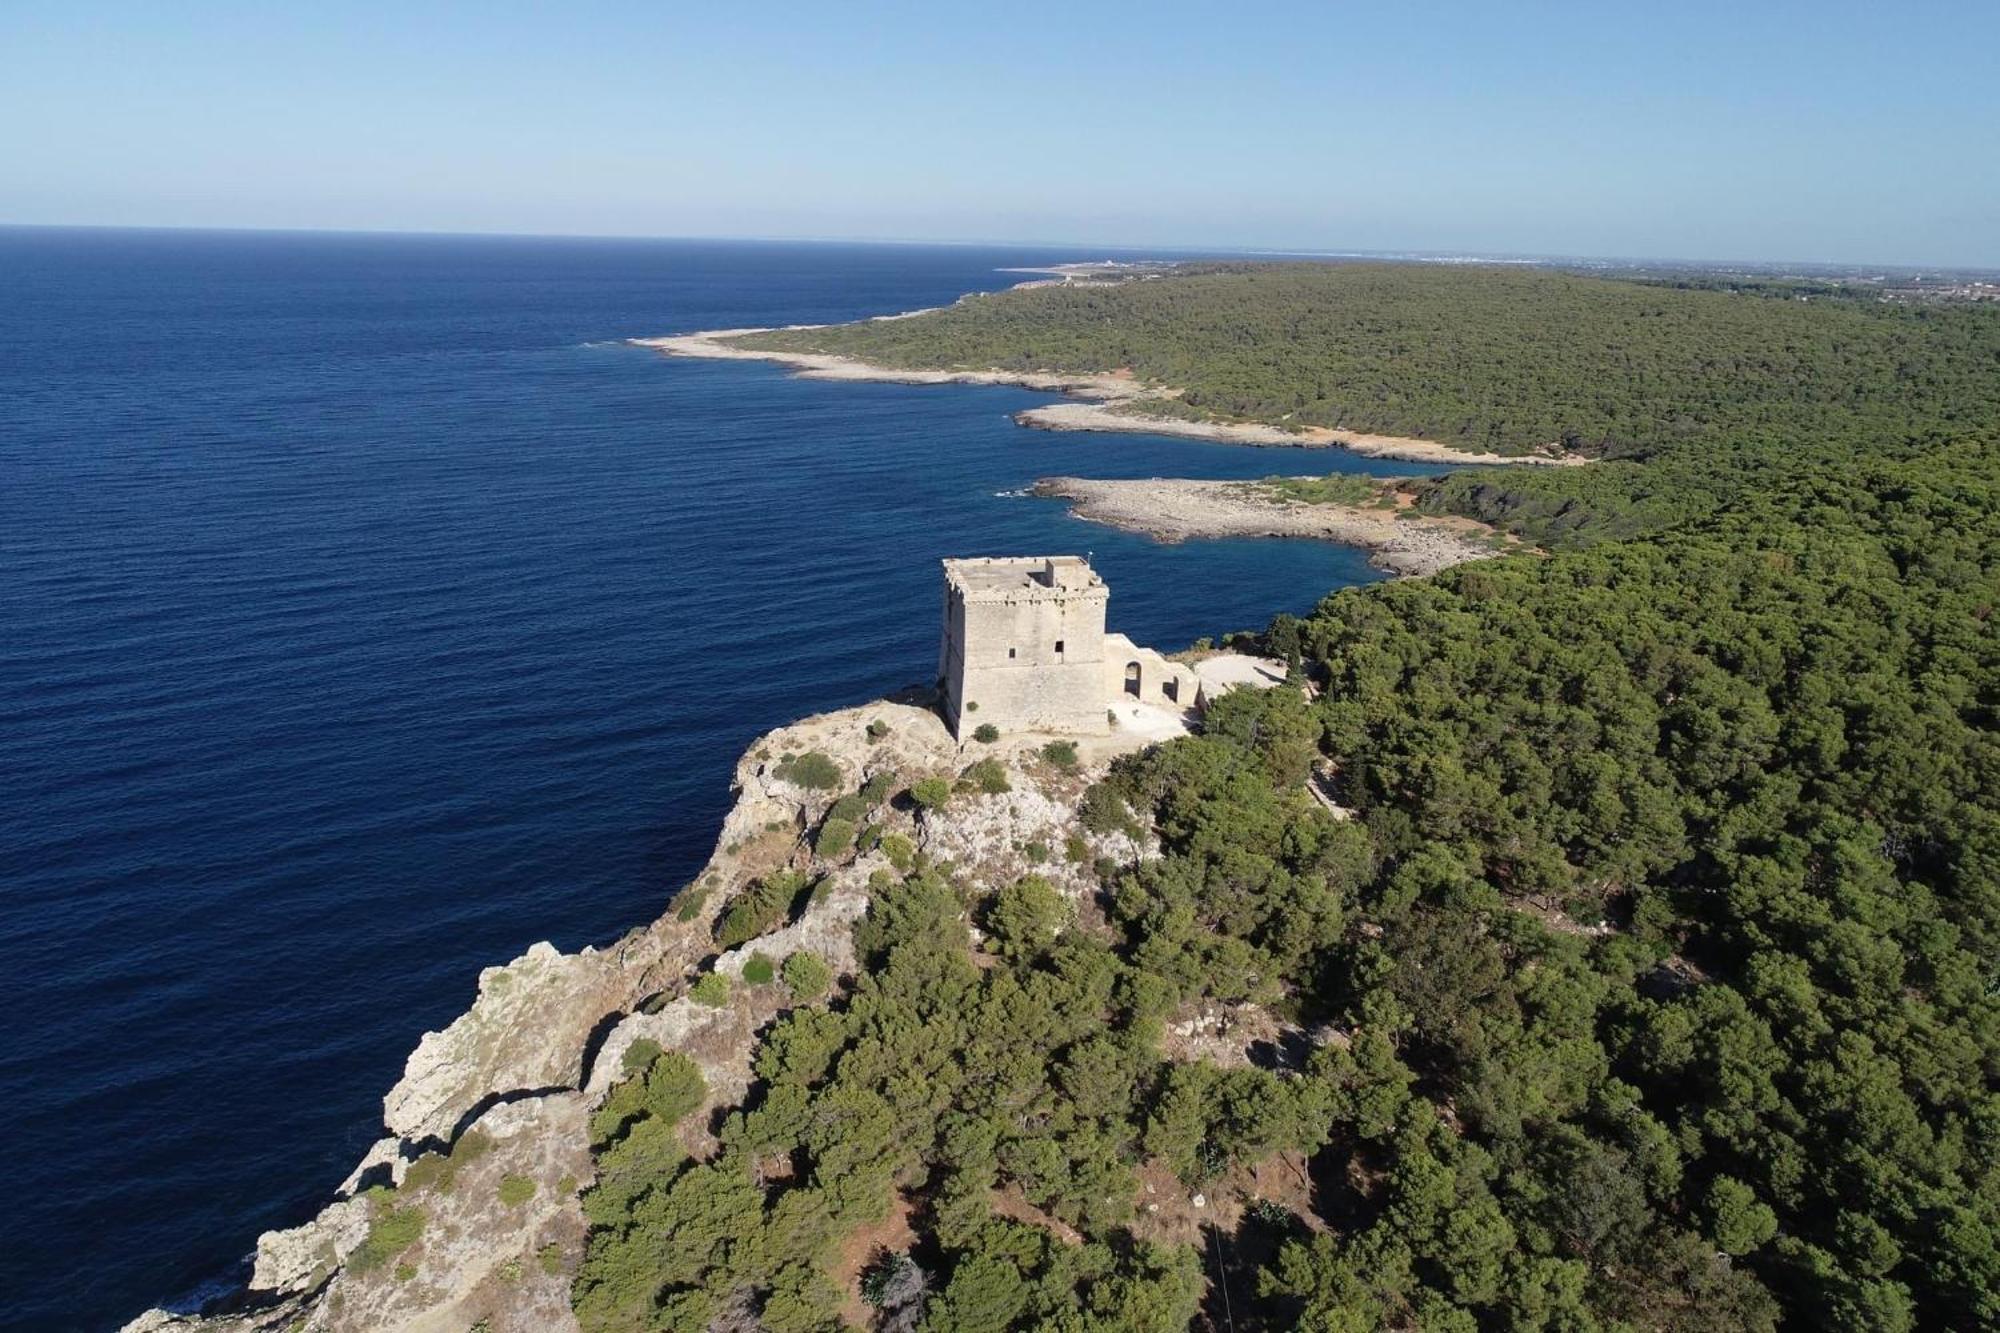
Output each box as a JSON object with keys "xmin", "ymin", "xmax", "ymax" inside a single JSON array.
[
  {"xmin": 633, "ymin": 326, "xmax": 1587, "ymax": 468},
  {"xmin": 1032, "ymin": 475, "xmax": 1506, "ymax": 577}
]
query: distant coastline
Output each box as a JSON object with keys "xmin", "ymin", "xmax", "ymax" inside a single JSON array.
[{"xmin": 631, "ymin": 324, "xmax": 1587, "ymax": 468}]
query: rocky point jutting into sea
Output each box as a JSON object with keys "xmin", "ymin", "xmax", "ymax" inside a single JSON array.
[{"xmin": 123, "ymin": 560, "xmax": 1295, "ymax": 1333}]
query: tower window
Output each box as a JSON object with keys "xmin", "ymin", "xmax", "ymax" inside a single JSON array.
[
  {"xmin": 1008, "ymin": 647, "xmax": 1016, "ymax": 658},
  {"xmin": 1055, "ymin": 640, "xmax": 1065, "ymax": 653}
]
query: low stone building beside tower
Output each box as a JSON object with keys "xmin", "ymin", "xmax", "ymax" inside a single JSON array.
[{"xmin": 937, "ymin": 555, "xmax": 1202, "ymax": 738}]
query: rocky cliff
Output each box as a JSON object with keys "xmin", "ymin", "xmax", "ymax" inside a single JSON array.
[{"xmin": 123, "ymin": 695, "xmax": 1165, "ymax": 1333}]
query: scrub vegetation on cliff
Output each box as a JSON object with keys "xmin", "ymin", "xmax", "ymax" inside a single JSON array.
[
  {"xmin": 569, "ymin": 431, "xmax": 1997, "ymax": 1329},
  {"xmin": 568, "ymin": 265, "xmax": 2000, "ymax": 1329}
]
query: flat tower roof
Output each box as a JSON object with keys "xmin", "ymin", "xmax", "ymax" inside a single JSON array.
[{"xmin": 942, "ymin": 555, "xmax": 1104, "ymax": 600}]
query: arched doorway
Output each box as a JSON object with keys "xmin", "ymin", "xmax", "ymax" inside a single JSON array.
[
  {"xmin": 1163, "ymin": 677, "xmax": 1179, "ymax": 704},
  {"xmin": 1124, "ymin": 661, "xmax": 1142, "ymax": 697}
]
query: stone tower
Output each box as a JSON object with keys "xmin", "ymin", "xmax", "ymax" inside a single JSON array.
[{"xmin": 938, "ymin": 556, "xmax": 1111, "ymax": 737}]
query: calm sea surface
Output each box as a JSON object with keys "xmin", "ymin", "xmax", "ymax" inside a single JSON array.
[{"xmin": 0, "ymin": 230, "xmax": 1447, "ymax": 1330}]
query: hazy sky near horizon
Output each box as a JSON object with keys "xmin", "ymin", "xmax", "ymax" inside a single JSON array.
[{"xmin": 4, "ymin": 1, "xmax": 1996, "ymax": 267}]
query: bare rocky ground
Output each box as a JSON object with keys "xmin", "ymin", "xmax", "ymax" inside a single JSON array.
[
  {"xmin": 121, "ymin": 694, "xmax": 1186, "ymax": 1333},
  {"xmin": 1034, "ymin": 475, "xmax": 1507, "ymax": 577}
]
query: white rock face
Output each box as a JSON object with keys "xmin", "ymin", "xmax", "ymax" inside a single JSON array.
[
  {"xmin": 120, "ymin": 694, "xmax": 1151, "ymax": 1333},
  {"xmin": 383, "ymin": 941, "xmax": 618, "ymax": 1144},
  {"xmin": 247, "ymin": 1194, "xmax": 371, "ymax": 1296}
]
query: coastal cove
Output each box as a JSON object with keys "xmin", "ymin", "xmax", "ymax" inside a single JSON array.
[
  {"xmin": 0, "ymin": 232, "xmax": 1455, "ymax": 1331},
  {"xmin": 639, "ymin": 324, "xmax": 1587, "ymax": 467}
]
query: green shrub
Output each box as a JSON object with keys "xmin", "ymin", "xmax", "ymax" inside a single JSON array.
[
  {"xmin": 620, "ymin": 1037, "xmax": 664, "ymax": 1077},
  {"xmin": 690, "ymin": 972, "xmax": 730, "ymax": 1007},
  {"xmin": 856, "ymin": 824, "xmax": 882, "ymax": 853},
  {"xmin": 816, "ymin": 817, "xmax": 856, "ymax": 858},
  {"xmin": 965, "ymin": 699, "xmax": 979, "ymax": 713},
  {"xmin": 826, "ymin": 793, "xmax": 868, "ymax": 824},
  {"xmin": 1022, "ymin": 841, "xmax": 1050, "ymax": 864},
  {"xmin": 773, "ymin": 751, "xmax": 841, "ymax": 790},
  {"xmin": 590, "ymin": 1049, "xmax": 706, "ymax": 1148},
  {"xmin": 349, "ymin": 1194, "xmax": 426, "ymax": 1273},
  {"xmin": 394, "ymin": 1263, "xmax": 417, "ymax": 1283},
  {"xmin": 673, "ymin": 885, "xmax": 709, "ymax": 922},
  {"xmin": 714, "ymin": 870, "xmax": 807, "ymax": 949},
  {"xmin": 973, "ymin": 722, "xmax": 1000, "ymax": 743},
  {"xmin": 909, "ymin": 777, "xmax": 952, "ymax": 810},
  {"xmin": 741, "ymin": 952, "xmax": 776, "ymax": 985},
  {"xmin": 963, "ymin": 758, "xmax": 1011, "ymax": 794},
  {"xmin": 1041, "ymin": 739, "xmax": 1079, "ymax": 769},
  {"xmin": 498, "ymin": 1257, "xmax": 524, "ymax": 1282},
  {"xmin": 538, "ymin": 1243, "xmax": 564, "ymax": 1276},
  {"xmin": 1079, "ymin": 783, "xmax": 1138, "ymax": 837},
  {"xmin": 497, "ymin": 1174, "xmax": 537, "ymax": 1207},
  {"xmin": 399, "ymin": 1128, "xmax": 492, "ymax": 1195},
  {"xmin": 782, "ymin": 950, "xmax": 833, "ymax": 1001},
  {"xmin": 878, "ymin": 832, "xmax": 915, "ymax": 870},
  {"xmin": 1065, "ymin": 834, "xmax": 1091, "ymax": 863},
  {"xmin": 865, "ymin": 718, "xmax": 890, "ymax": 742},
  {"xmin": 860, "ymin": 771, "xmax": 899, "ymax": 805}
]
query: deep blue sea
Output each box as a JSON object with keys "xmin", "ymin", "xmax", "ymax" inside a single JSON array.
[{"xmin": 0, "ymin": 229, "xmax": 1447, "ymax": 1331}]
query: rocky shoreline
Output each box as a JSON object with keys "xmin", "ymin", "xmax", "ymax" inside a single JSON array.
[
  {"xmin": 1032, "ymin": 475, "xmax": 1505, "ymax": 577},
  {"xmin": 632, "ymin": 327, "xmax": 1587, "ymax": 468},
  {"xmin": 123, "ymin": 698, "xmax": 1168, "ymax": 1332}
]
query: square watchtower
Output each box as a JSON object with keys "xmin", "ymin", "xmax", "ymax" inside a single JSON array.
[{"xmin": 938, "ymin": 556, "xmax": 1110, "ymax": 738}]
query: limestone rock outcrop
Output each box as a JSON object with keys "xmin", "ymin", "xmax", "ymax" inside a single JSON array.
[{"xmin": 121, "ymin": 695, "xmax": 1157, "ymax": 1333}]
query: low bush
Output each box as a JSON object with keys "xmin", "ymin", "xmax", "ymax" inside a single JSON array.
[
  {"xmin": 973, "ymin": 723, "xmax": 999, "ymax": 743},
  {"xmin": 741, "ymin": 952, "xmax": 776, "ymax": 985},
  {"xmin": 1079, "ymin": 783, "xmax": 1138, "ymax": 837},
  {"xmin": 773, "ymin": 751, "xmax": 841, "ymax": 790},
  {"xmin": 1041, "ymin": 739, "xmax": 1079, "ymax": 769},
  {"xmin": 816, "ymin": 817, "xmax": 855, "ymax": 859},
  {"xmin": 781, "ymin": 950, "xmax": 833, "ymax": 1001},
  {"xmin": 963, "ymin": 758, "xmax": 1011, "ymax": 794},
  {"xmin": 498, "ymin": 1175, "xmax": 537, "ymax": 1207},
  {"xmin": 620, "ymin": 1038, "xmax": 664, "ymax": 1077},
  {"xmin": 714, "ymin": 870, "xmax": 808, "ymax": 949},
  {"xmin": 399, "ymin": 1128, "xmax": 492, "ymax": 1195},
  {"xmin": 590, "ymin": 1049, "xmax": 706, "ymax": 1148},
  {"xmin": 349, "ymin": 1193, "xmax": 426, "ymax": 1273},
  {"xmin": 689, "ymin": 973, "xmax": 730, "ymax": 1007},
  {"xmin": 878, "ymin": 833, "xmax": 915, "ymax": 870},
  {"xmin": 908, "ymin": 777, "xmax": 952, "ymax": 810}
]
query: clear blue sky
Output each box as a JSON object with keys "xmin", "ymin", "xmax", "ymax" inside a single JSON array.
[{"xmin": 3, "ymin": 1, "xmax": 1995, "ymax": 267}]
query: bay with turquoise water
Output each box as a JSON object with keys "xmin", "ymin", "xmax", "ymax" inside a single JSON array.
[{"xmin": 0, "ymin": 230, "xmax": 1448, "ymax": 1330}]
